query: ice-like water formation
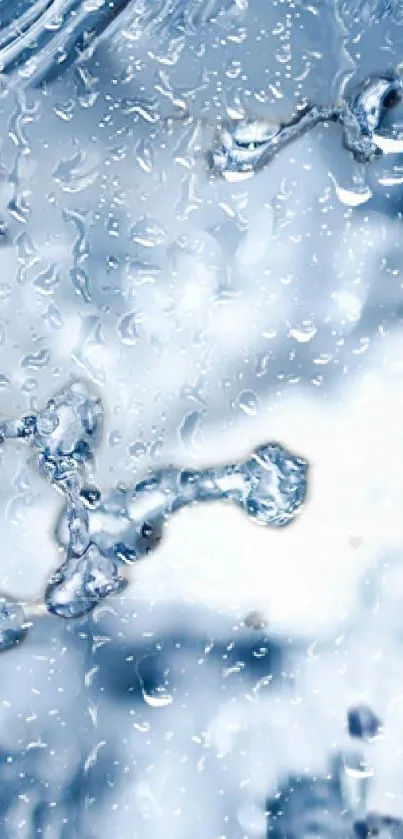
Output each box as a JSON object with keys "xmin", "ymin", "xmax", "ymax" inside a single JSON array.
[
  {"xmin": 207, "ymin": 105, "xmax": 341, "ymax": 181},
  {"xmin": 0, "ymin": 380, "xmax": 308, "ymax": 634},
  {"xmin": 208, "ymin": 70, "xmax": 403, "ymax": 179},
  {"xmin": 341, "ymin": 73, "xmax": 403, "ymax": 162},
  {"xmin": 45, "ymin": 542, "xmax": 127, "ymax": 618}
]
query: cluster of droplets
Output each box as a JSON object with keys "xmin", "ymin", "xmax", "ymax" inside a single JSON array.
[
  {"xmin": 0, "ymin": 379, "xmax": 308, "ymax": 650},
  {"xmin": 208, "ymin": 71, "xmax": 403, "ymax": 181}
]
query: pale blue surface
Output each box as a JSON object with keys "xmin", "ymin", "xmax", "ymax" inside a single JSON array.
[{"xmin": 0, "ymin": 2, "xmax": 403, "ymax": 838}]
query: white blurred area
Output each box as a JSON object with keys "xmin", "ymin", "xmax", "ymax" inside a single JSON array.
[{"xmin": 1, "ymin": 0, "xmax": 403, "ymax": 836}]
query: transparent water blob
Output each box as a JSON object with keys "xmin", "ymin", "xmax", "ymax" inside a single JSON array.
[
  {"xmin": 208, "ymin": 105, "xmax": 339, "ymax": 180},
  {"xmin": 45, "ymin": 543, "xmax": 127, "ymax": 619},
  {"xmin": 341, "ymin": 73, "xmax": 403, "ymax": 163},
  {"xmin": 347, "ymin": 705, "xmax": 381, "ymax": 741},
  {"xmin": 233, "ymin": 443, "xmax": 308, "ymax": 527},
  {"xmin": 31, "ymin": 379, "xmax": 103, "ymax": 460}
]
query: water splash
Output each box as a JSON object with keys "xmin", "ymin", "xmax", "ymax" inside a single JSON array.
[
  {"xmin": 0, "ymin": 378, "xmax": 308, "ymax": 642},
  {"xmin": 341, "ymin": 73, "xmax": 403, "ymax": 163},
  {"xmin": 208, "ymin": 105, "xmax": 341, "ymax": 181},
  {"xmin": 207, "ymin": 70, "xmax": 403, "ymax": 179}
]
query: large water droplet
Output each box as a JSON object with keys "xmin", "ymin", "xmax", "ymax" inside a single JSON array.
[{"xmin": 237, "ymin": 443, "xmax": 308, "ymax": 527}]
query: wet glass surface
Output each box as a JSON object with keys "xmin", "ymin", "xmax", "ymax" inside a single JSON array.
[{"xmin": 1, "ymin": 1, "xmax": 403, "ymax": 836}]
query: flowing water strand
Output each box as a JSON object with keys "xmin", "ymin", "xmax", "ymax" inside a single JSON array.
[
  {"xmin": 0, "ymin": 379, "xmax": 308, "ymax": 635},
  {"xmin": 207, "ymin": 70, "xmax": 403, "ymax": 180}
]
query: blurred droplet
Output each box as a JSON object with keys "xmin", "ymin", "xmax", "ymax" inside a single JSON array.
[
  {"xmin": 117, "ymin": 312, "xmax": 140, "ymax": 346},
  {"xmin": 236, "ymin": 389, "xmax": 258, "ymax": 416},
  {"xmin": 0, "ymin": 597, "xmax": 29, "ymax": 652}
]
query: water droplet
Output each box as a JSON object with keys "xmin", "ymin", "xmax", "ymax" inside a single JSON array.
[
  {"xmin": 0, "ymin": 597, "xmax": 29, "ymax": 652},
  {"xmin": 178, "ymin": 410, "xmax": 204, "ymax": 450},
  {"xmin": 237, "ymin": 443, "xmax": 308, "ymax": 527},
  {"xmin": 72, "ymin": 315, "xmax": 106, "ymax": 384},
  {"xmin": 140, "ymin": 689, "xmax": 173, "ymax": 708},
  {"xmin": 130, "ymin": 218, "xmax": 167, "ymax": 248},
  {"xmin": 138, "ymin": 655, "xmax": 173, "ymax": 708},
  {"xmin": 348, "ymin": 705, "xmax": 381, "ymax": 741},
  {"xmin": 244, "ymin": 610, "xmax": 268, "ymax": 630},
  {"xmin": 236, "ymin": 389, "xmax": 258, "ymax": 416},
  {"xmin": 136, "ymin": 138, "xmax": 154, "ymax": 174},
  {"xmin": 71, "ymin": 267, "xmax": 91, "ymax": 303},
  {"xmin": 21, "ymin": 349, "xmax": 50, "ymax": 370},
  {"xmin": 117, "ymin": 312, "xmax": 140, "ymax": 346},
  {"xmin": 288, "ymin": 318, "xmax": 317, "ymax": 343}
]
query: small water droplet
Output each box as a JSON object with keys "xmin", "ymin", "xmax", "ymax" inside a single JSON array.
[
  {"xmin": 130, "ymin": 218, "xmax": 167, "ymax": 248},
  {"xmin": 288, "ymin": 319, "xmax": 317, "ymax": 343},
  {"xmin": 178, "ymin": 410, "xmax": 204, "ymax": 450},
  {"xmin": 236, "ymin": 389, "xmax": 258, "ymax": 416},
  {"xmin": 117, "ymin": 312, "xmax": 140, "ymax": 346},
  {"xmin": 136, "ymin": 138, "xmax": 154, "ymax": 174}
]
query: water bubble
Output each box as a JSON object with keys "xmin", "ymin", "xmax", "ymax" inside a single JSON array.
[{"xmin": 0, "ymin": 597, "xmax": 29, "ymax": 652}]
